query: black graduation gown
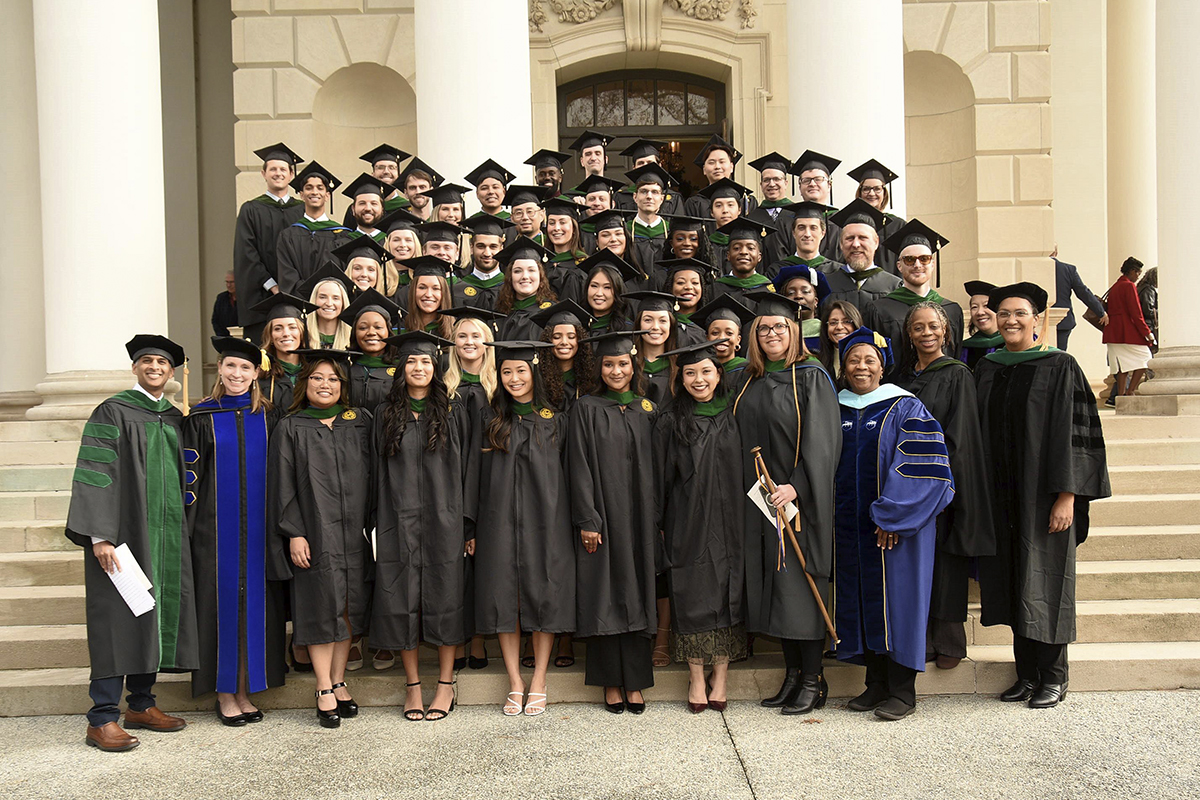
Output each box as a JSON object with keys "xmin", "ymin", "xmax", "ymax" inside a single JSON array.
[
  {"xmin": 731, "ymin": 362, "xmax": 841, "ymax": 640},
  {"xmin": 258, "ymin": 369, "xmax": 300, "ymax": 432},
  {"xmin": 267, "ymin": 409, "xmax": 373, "ymax": 646},
  {"xmin": 874, "ymin": 212, "xmax": 906, "ymax": 274},
  {"xmin": 642, "ymin": 359, "xmax": 672, "ymax": 406},
  {"xmin": 864, "ymin": 293, "xmax": 966, "ymax": 364},
  {"xmin": 369, "ymin": 401, "xmax": 477, "ymax": 649},
  {"xmin": 234, "ymin": 196, "xmax": 304, "ymax": 327},
  {"xmin": 348, "ymin": 361, "xmax": 396, "ymax": 411},
  {"xmin": 499, "ymin": 300, "xmax": 550, "ymax": 341},
  {"xmin": 974, "ymin": 351, "xmax": 1111, "ymax": 644},
  {"xmin": 897, "ymin": 357, "xmax": 996, "ymax": 621},
  {"xmin": 275, "ymin": 223, "xmax": 351, "ymax": 296},
  {"xmin": 184, "ymin": 396, "xmax": 286, "ymax": 696},
  {"xmin": 819, "ymin": 218, "xmax": 843, "ymax": 262},
  {"xmin": 711, "ymin": 275, "xmax": 775, "ymax": 309},
  {"xmin": 460, "ymin": 273, "xmax": 505, "ymax": 311},
  {"xmin": 454, "ymin": 380, "xmax": 489, "ymax": 641},
  {"xmin": 747, "ymin": 205, "xmax": 796, "ymax": 269},
  {"xmin": 568, "ymin": 394, "xmax": 659, "ymax": 638},
  {"xmin": 474, "ymin": 404, "xmax": 576, "ymax": 634},
  {"xmin": 65, "ymin": 392, "xmax": 199, "ymax": 681},
  {"xmin": 820, "ymin": 267, "xmax": 901, "ymax": 313},
  {"xmin": 653, "ymin": 407, "xmax": 745, "ymax": 635}
]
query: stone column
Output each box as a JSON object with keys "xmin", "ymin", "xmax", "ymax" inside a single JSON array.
[
  {"xmin": 414, "ymin": 0, "xmax": 533, "ymax": 212},
  {"xmin": 1130, "ymin": 0, "xmax": 1200, "ymax": 415},
  {"xmin": 30, "ymin": 0, "xmax": 172, "ymax": 419},
  {"xmin": 786, "ymin": 0, "xmax": 906, "ymax": 215}
]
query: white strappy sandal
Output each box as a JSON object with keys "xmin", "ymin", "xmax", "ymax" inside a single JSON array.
[
  {"xmin": 503, "ymin": 690, "xmax": 525, "ymax": 716},
  {"xmin": 524, "ymin": 692, "xmax": 547, "ymax": 717}
]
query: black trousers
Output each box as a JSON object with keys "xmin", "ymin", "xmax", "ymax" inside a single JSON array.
[
  {"xmin": 927, "ymin": 618, "xmax": 968, "ymax": 659},
  {"xmin": 864, "ymin": 650, "xmax": 917, "ymax": 706},
  {"xmin": 1056, "ymin": 327, "xmax": 1071, "ymax": 351},
  {"xmin": 585, "ymin": 633, "xmax": 654, "ymax": 691},
  {"xmin": 88, "ymin": 673, "xmax": 156, "ymax": 727},
  {"xmin": 1013, "ymin": 634, "xmax": 1069, "ymax": 684},
  {"xmin": 780, "ymin": 638, "xmax": 824, "ymax": 674}
]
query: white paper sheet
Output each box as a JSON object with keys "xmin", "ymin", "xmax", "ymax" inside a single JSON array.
[
  {"xmin": 106, "ymin": 543, "xmax": 155, "ymax": 617},
  {"xmin": 747, "ymin": 479, "xmax": 798, "ymax": 527}
]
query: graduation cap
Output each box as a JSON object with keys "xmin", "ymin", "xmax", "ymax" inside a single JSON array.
[
  {"xmin": 211, "ymin": 335, "xmax": 269, "ymax": 371},
  {"xmin": 963, "ymin": 280, "xmax": 997, "ymax": 298},
  {"xmin": 341, "ymin": 172, "xmax": 393, "ymax": 200},
  {"xmin": 747, "ymin": 151, "xmax": 792, "ymax": 175},
  {"xmin": 697, "ymin": 178, "xmax": 752, "ymax": 202},
  {"xmin": 250, "ymin": 292, "xmax": 318, "ymax": 323},
  {"xmin": 625, "ymin": 290, "xmax": 681, "ymax": 316},
  {"xmin": 693, "ymin": 134, "xmax": 742, "ymax": 167},
  {"xmin": 625, "ymin": 163, "xmax": 675, "ymax": 190},
  {"xmin": 486, "ymin": 339, "xmax": 554, "ymax": 365},
  {"xmin": 694, "ymin": 294, "xmax": 756, "ymax": 330},
  {"xmin": 464, "ymin": 158, "xmax": 517, "ymax": 188},
  {"xmin": 659, "ymin": 338, "xmax": 730, "ymax": 367},
  {"xmin": 829, "ymin": 199, "xmax": 887, "ymax": 232},
  {"xmin": 419, "ymin": 183, "xmax": 470, "ymax": 208},
  {"xmin": 340, "ymin": 287, "xmax": 402, "ymax": 327},
  {"xmin": 496, "ymin": 236, "xmax": 554, "ymax": 266},
  {"xmin": 658, "ymin": 257, "xmax": 716, "ymax": 283},
  {"xmin": 884, "ymin": 218, "xmax": 949, "ymax": 255},
  {"xmin": 296, "ymin": 261, "xmax": 355, "ymax": 299},
  {"xmin": 583, "ymin": 329, "xmax": 649, "ymax": 358},
  {"xmin": 525, "ymin": 148, "xmax": 573, "ymax": 171},
  {"xmin": 574, "ymin": 175, "xmax": 625, "ymax": 196},
  {"xmin": 126, "ymin": 334, "xmax": 185, "ymax": 368},
  {"xmin": 717, "ymin": 216, "xmax": 776, "ymax": 244},
  {"xmin": 790, "ymin": 149, "xmax": 841, "ymax": 177},
  {"xmin": 359, "ymin": 144, "xmax": 411, "ymax": 167},
  {"xmin": 665, "ymin": 214, "xmax": 709, "ymax": 234},
  {"xmin": 399, "ymin": 255, "xmax": 454, "ymax": 281},
  {"xmin": 293, "ymin": 349, "xmax": 357, "ymax": 368},
  {"xmin": 773, "ymin": 263, "xmax": 832, "ymax": 304},
  {"xmin": 541, "ymin": 195, "xmax": 583, "ymax": 220},
  {"xmin": 417, "ymin": 220, "xmax": 467, "ymax": 245},
  {"xmin": 253, "ymin": 142, "xmax": 302, "ymax": 167},
  {"xmin": 460, "ymin": 213, "xmax": 513, "ymax": 239},
  {"xmin": 438, "ymin": 306, "xmax": 508, "ymax": 335},
  {"xmin": 567, "ymin": 130, "xmax": 614, "ymax": 153},
  {"xmin": 987, "ymin": 282, "xmax": 1048, "ymax": 315},
  {"xmin": 837, "ymin": 326, "xmax": 893, "ymax": 367},
  {"xmin": 588, "ymin": 208, "xmax": 634, "ymax": 232},
  {"xmin": 779, "ymin": 200, "xmax": 832, "ymax": 221},
  {"xmin": 379, "ymin": 206, "xmax": 423, "ymax": 235},
  {"xmin": 619, "ymin": 138, "xmax": 667, "ymax": 161},
  {"xmin": 290, "ymin": 160, "xmax": 341, "ymax": 193},
  {"xmin": 744, "ymin": 290, "xmax": 803, "ymax": 321},
  {"xmin": 846, "ymin": 158, "xmax": 900, "ymax": 202},
  {"xmin": 331, "ymin": 236, "xmax": 391, "ymax": 265},
  {"xmin": 577, "ymin": 248, "xmax": 642, "ymax": 284},
  {"xmin": 503, "ymin": 184, "xmax": 550, "ymax": 208},
  {"xmin": 530, "ymin": 299, "xmax": 594, "ymax": 330},
  {"xmin": 385, "ymin": 331, "xmax": 452, "ymax": 360},
  {"xmin": 399, "ymin": 157, "xmax": 445, "ymax": 188}
]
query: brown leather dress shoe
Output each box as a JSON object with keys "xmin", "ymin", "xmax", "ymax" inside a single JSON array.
[
  {"xmin": 124, "ymin": 706, "xmax": 187, "ymax": 732},
  {"xmin": 86, "ymin": 722, "xmax": 139, "ymax": 751},
  {"xmin": 935, "ymin": 654, "xmax": 962, "ymax": 670}
]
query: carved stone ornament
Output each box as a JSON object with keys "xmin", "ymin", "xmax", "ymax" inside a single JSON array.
[
  {"xmin": 668, "ymin": 0, "xmax": 757, "ymax": 29},
  {"xmin": 530, "ymin": 0, "xmax": 756, "ymax": 33}
]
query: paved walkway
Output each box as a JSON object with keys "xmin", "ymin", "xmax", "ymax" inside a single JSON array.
[{"xmin": 1, "ymin": 692, "xmax": 1197, "ymax": 799}]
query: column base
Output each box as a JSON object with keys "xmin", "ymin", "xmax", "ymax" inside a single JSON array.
[
  {"xmin": 1118, "ymin": 346, "xmax": 1200, "ymax": 416},
  {"xmin": 27, "ymin": 371, "xmax": 180, "ymax": 421},
  {"xmin": 0, "ymin": 392, "xmax": 42, "ymax": 421}
]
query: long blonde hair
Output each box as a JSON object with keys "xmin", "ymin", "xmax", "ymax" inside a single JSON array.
[
  {"xmin": 305, "ymin": 279, "xmax": 352, "ymax": 350},
  {"xmin": 342, "ymin": 257, "xmax": 402, "ymax": 298},
  {"xmin": 445, "ymin": 318, "xmax": 498, "ymax": 401},
  {"xmin": 745, "ymin": 317, "xmax": 807, "ymax": 378},
  {"xmin": 209, "ymin": 356, "xmax": 271, "ymax": 414}
]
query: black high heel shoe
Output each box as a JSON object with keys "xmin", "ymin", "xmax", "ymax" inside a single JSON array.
[
  {"xmin": 331, "ymin": 681, "xmax": 358, "ymax": 718},
  {"xmin": 315, "ymin": 688, "xmax": 340, "ymax": 729},
  {"xmin": 215, "ymin": 699, "xmax": 248, "ymax": 727},
  {"xmin": 625, "ymin": 690, "xmax": 646, "ymax": 715},
  {"xmin": 426, "ymin": 680, "xmax": 456, "ymax": 721},
  {"xmin": 468, "ymin": 641, "xmax": 489, "ymax": 670},
  {"xmin": 604, "ymin": 688, "xmax": 625, "ymax": 714}
]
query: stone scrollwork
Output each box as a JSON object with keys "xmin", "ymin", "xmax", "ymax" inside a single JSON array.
[
  {"xmin": 530, "ymin": 0, "xmax": 548, "ymax": 32},
  {"xmin": 531, "ymin": 0, "xmax": 758, "ymax": 32},
  {"xmin": 667, "ymin": 0, "xmax": 757, "ymax": 29}
]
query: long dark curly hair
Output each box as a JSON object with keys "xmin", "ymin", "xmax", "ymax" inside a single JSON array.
[
  {"xmin": 659, "ymin": 227, "xmax": 716, "ymax": 269},
  {"xmin": 485, "ymin": 362, "xmax": 555, "ymax": 454},
  {"xmin": 379, "ymin": 354, "xmax": 451, "ymax": 455},
  {"xmin": 539, "ymin": 322, "xmax": 596, "ymax": 408},
  {"xmin": 660, "ymin": 357, "xmax": 728, "ymax": 445}
]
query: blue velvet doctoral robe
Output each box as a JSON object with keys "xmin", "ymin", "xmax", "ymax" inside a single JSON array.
[{"xmin": 834, "ymin": 386, "xmax": 955, "ymax": 672}]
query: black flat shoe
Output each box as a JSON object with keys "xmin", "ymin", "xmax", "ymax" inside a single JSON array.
[
  {"xmin": 761, "ymin": 667, "xmax": 801, "ymax": 708},
  {"xmin": 453, "ymin": 656, "xmax": 467, "ymax": 671},
  {"xmin": 215, "ymin": 700, "xmax": 248, "ymax": 727},
  {"xmin": 874, "ymin": 697, "xmax": 915, "ymax": 721},
  {"xmin": 782, "ymin": 673, "xmax": 827, "ymax": 715},
  {"xmin": 468, "ymin": 647, "xmax": 489, "ymax": 670},
  {"xmin": 1028, "ymin": 682, "xmax": 1068, "ymax": 709},
  {"xmin": 331, "ymin": 682, "xmax": 358, "ymax": 718},
  {"xmin": 1000, "ymin": 678, "xmax": 1039, "ymax": 703},
  {"xmin": 316, "ymin": 689, "xmax": 340, "ymax": 729},
  {"xmin": 289, "ymin": 648, "xmax": 313, "ymax": 673},
  {"xmin": 847, "ymin": 684, "xmax": 889, "ymax": 712},
  {"xmin": 242, "ymin": 709, "xmax": 264, "ymax": 723}
]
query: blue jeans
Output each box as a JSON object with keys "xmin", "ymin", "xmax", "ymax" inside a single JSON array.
[{"xmin": 87, "ymin": 673, "xmax": 156, "ymax": 727}]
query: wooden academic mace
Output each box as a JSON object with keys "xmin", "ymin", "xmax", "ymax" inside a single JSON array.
[{"xmin": 750, "ymin": 446, "xmax": 839, "ymax": 643}]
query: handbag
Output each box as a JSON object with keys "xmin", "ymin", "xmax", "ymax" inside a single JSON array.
[{"xmin": 1082, "ymin": 290, "xmax": 1109, "ymax": 331}]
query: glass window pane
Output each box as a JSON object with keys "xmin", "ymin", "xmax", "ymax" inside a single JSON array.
[
  {"xmin": 565, "ymin": 87, "xmax": 594, "ymax": 128},
  {"xmin": 595, "ymin": 81, "xmax": 625, "ymax": 127},
  {"xmin": 687, "ymin": 85, "xmax": 716, "ymax": 126},
  {"xmin": 627, "ymin": 79, "xmax": 654, "ymax": 127},
  {"xmin": 657, "ymin": 81, "xmax": 685, "ymax": 126}
]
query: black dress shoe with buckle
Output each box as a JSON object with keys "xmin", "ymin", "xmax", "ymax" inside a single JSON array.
[
  {"xmin": 1028, "ymin": 682, "xmax": 1068, "ymax": 708},
  {"xmin": 331, "ymin": 681, "xmax": 358, "ymax": 718},
  {"xmin": 1000, "ymin": 679, "xmax": 1039, "ymax": 703}
]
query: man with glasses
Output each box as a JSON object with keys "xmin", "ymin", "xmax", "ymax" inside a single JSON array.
[
  {"xmin": 864, "ymin": 219, "xmax": 964, "ymax": 363},
  {"xmin": 745, "ymin": 152, "xmax": 798, "ymax": 268},
  {"xmin": 790, "ymin": 150, "xmax": 842, "ymax": 262}
]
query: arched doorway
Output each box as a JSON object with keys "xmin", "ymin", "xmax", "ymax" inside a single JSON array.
[{"xmin": 557, "ymin": 70, "xmax": 726, "ymax": 194}]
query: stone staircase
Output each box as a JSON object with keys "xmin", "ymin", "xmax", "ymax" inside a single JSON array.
[{"xmin": 0, "ymin": 414, "xmax": 1197, "ymax": 716}]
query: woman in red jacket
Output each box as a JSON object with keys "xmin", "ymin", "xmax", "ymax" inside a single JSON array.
[{"xmin": 1103, "ymin": 257, "xmax": 1156, "ymax": 406}]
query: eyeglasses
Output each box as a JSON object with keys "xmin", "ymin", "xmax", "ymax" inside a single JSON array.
[
  {"xmin": 761, "ymin": 177, "xmax": 785, "ymax": 184},
  {"xmin": 756, "ymin": 322, "xmax": 790, "ymax": 336},
  {"xmin": 995, "ymin": 310, "xmax": 1035, "ymax": 320},
  {"xmin": 860, "ymin": 186, "xmax": 885, "ymax": 195},
  {"xmin": 307, "ymin": 376, "xmax": 342, "ymax": 385},
  {"xmin": 900, "ymin": 254, "xmax": 935, "ymax": 267},
  {"xmin": 799, "ymin": 176, "xmax": 828, "ymax": 186}
]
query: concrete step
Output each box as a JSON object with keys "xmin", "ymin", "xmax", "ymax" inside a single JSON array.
[
  {"xmin": 0, "ymin": 552, "xmax": 82, "ymax": 587},
  {"xmin": 0, "ymin": 625, "xmax": 88, "ymax": 669},
  {"xmin": 0, "ymin": 420, "xmax": 84, "ymax": 442},
  {"xmin": 968, "ymin": 599, "xmax": 1200, "ymax": 645},
  {"xmin": 0, "ymin": 585, "xmax": 84, "ymax": 625},
  {"xmin": 0, "ymin": 520, "xmax": 71, "ymax": 553},
  {"xmin": 0, "ymin": 440, "xmax": 80, "ymax": 466},
  {"xmin": 1108, "ymin": 465, "xmax": 1200, "ymax": 495},
  {"xmin": 1082, "ymin": 526, "xmax": 1200, "ymax": 561},
  {"xmin": 3, "ymin": 642, "xmax": 1198, "ymax": 717},
  {"xmin": 1090, "ymin": 494, "xmax": 1200, "ymax": 527},
  {"xmin": 1098, "ymin": 413, "xmax": 1200, "ymax": 441},
  {"xmin": 1105, "ymin": 439, "xmax": 1200, "ymax": 467},
  {"xmin": 1076, "ymin": 560, "xmax": 1200, "ymax": 600},
  {"xmin": 0, "ymin": 465, "xmax": 73, "ymax": 493},
  {"xmin": 0, "ymin": 491, "xmax": 70, "ymax": 521}
]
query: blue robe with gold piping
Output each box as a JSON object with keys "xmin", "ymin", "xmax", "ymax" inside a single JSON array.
[{"xmin": 833, "ymin": 386, "xmax": 954, "ymax": 672}]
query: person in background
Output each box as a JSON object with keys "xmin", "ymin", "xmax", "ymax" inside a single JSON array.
[
  {"xmin": 1052, "ymin": 248, "xmax": 1108, "ymax": 351},
  {"xmin": 212, "ymin": 271, "xmax": 239, "ymax": 336},
  {"xmin": 1137, "ymin": 267, "xmax": 1159, "ymax": 355},
  {"xmin": 1103, "ymin": 257, "xmax": 1156, "ymax": 406}
]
